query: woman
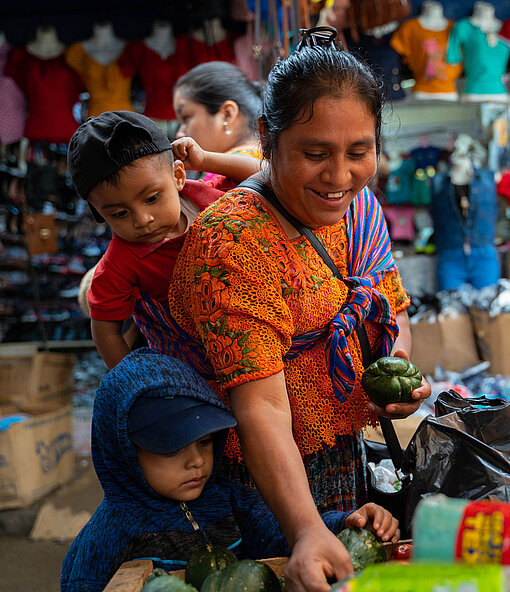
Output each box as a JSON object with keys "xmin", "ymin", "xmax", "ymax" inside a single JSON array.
[
  {"xmin": 168, "ymin": 29, "xmax": 430, "ymax": 591},
  {"xmin": 173, "ymin": 61, "xmax": 262, "ymax": 185}
]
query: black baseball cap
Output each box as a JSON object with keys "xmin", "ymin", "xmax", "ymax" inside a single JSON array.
[
  {"xmin": 67, "ymin": 111, "xmax": 172, "ymax": 222},
  {"xmin": 127, "ymin": 396, "xmax": 237, "ymax": 455}
]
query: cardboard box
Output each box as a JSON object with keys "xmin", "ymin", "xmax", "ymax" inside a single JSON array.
[
  {"xmin": 470, "ymin": 310, "xmax": 510, "ymax": 376},
  {"xmin": 0, "ymin": 351, "xmax": 76, "ymax": 406},
  {"xmin": 363, "ymin": 414, "xmax": 425, "ymax": 449},
  {"xmin": 0, "ymin": 403, "xmax": 74, "ymax": 509},
  {"xmin": 410, "ymin": 313, "xmax": 480, "ymax": 374}
]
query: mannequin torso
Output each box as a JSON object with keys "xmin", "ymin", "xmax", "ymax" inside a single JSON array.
[
  {"xmin": 193, "ymin": 17, "xmax": 227, "ymax": 44},
  {"xmin": 83, "ymin": 22, "xmax": 125, "ymax": 65},
  {"xmin": 418, "ymin": 1, "xmax": 448, "ymax": 31},
  {"xmin": 26, "ymin": 26, "xmax": 65, "ymax": 59},
  {"xmin": 144, "ymin": 21, "xmax": 175, "ymax": 59},
  {"xmin": 469, "ymin": 1, "xmax": 502, "ymax": 34}
]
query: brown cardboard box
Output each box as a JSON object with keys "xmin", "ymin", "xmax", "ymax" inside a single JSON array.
[
  {"xmin": 0, "ymin": 351, "xmax": 75, "ymax": 406},
  {"xmin": 363, "ymin": 414, "xmax": 425, "ymax": 449},
  {"xmin": 0, "ymin": 403, "xmax": 74, "ymax": 509},
  {"xmin": 470, "ymin": 310, "xmax": 510, "ymax": 376},
  {"xmin": 410, "ymin": 313, "xmax": 479, "ymax": 374}
]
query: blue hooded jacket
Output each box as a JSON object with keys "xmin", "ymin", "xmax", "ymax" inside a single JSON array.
[{"xmin": 61, "ymin": 349, "xmax": 350, "ymax": 591}]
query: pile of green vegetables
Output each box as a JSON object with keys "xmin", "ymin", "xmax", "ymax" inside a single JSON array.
[{"xmin": 140, "ymin": 528, "xmax": 387, "ymax": 591}]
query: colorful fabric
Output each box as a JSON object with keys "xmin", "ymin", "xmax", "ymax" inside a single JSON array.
[
  {"xmin": 446, "ymin": 19, "xmax": 510, "ymax": 96},
  {"xmin": 168, "ymin": 186, "xmax": 409, "ymax": 462},
  {"xmin": 0, "ymin": 41, "xmax": 26, "ymax": 145},
  {"xmin": 65, "ymin": 42, "xmax": 134, "ymax": 117},
  {"xmin": 390, "ymin": 19, "xmax": 462, "ymax": 95},
  {"xmin": 61, "ymin": 350, "xmax": 352, "ymax": 591}
]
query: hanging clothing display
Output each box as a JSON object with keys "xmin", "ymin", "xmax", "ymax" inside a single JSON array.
[
  {"xmin": 118, "ymin": 36, "xmax": 189, "ymax": 121},
  {"xmin": 0, "ymin": 40, "xmax": 26, "ymax": 145},
  {"xmin": 431, "ymin": 169, "xmax": 500, "ymax": 290},
  {"xmin": 65, "ymin": 42, "xmax": 134, "ymax": 117},
  {"xmin": 446, "ymin": 19, "xmax": 510, "ymax": 98},
  {"xmin": 349, "ymin": 32, "xmax": 405, "ymax": 101},
  {"xmin": 390, "ymin": 18, "xmax": 462, "ymax": 97},
  {"xmin": 4, "ymin": 47, "xmax": 83, "ymax": 143}
]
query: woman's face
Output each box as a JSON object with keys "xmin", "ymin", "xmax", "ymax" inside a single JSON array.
[
  {"xmin": 174, "ymin": 88, "xmax": 231, "ymax": 153},
  {"xmin": 269, "ymin": 94, "xmax": 378, "ymax": 229}
]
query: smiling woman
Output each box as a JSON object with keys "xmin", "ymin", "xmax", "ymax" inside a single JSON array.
[{"xmin": 167, "ymin": 27, "xmax": 431, "ymax": 591}]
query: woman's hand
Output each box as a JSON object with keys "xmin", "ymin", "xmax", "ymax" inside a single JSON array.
[
  {"xmin": 171, "ymin": 136, "xmax": 206, "ymax": 170},
  {"xmin": 285, "ymin": 524, "xmax": 354, "ymax": 592},
  {"xmin": 344, "ymin": 502, "xmax": 400, "ymax": 543},
  {"xmin": 366, "ymin": 348, "xmax": 431, "ymax": 419}
]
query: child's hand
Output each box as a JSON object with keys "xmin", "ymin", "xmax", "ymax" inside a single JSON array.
[
  {"xmin": 344, "ymin": 502, "xmax": 400, "ymax": 543},
  {"xmin": 172, "ymin": 137, "xmax": 206, "ymax": 171}
]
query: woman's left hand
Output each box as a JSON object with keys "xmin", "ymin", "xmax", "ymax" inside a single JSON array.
[{"xmin": 366, "ymin": 348, "xmax": 431, "ymax": 419}]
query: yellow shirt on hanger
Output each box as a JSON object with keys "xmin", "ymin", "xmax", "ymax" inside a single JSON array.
[
  {"xmin": 390, "ymin": 18, "xmax": 463, "ymax": 95},
  {"xmin": 65, "ymin": 42, "xmax": 133, "ymax": 117}
]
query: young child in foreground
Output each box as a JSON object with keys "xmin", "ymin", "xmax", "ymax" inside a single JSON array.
[
  {"xmin": 60, "ymin": 349, "xmax": 400, "ymax": 592},
  {"xmin": 67, "ymin": 111, "xmax": 261, "ymax": 369}
]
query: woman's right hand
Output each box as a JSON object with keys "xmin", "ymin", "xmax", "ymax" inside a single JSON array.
[{"xmin": 285, "ymin": 524, "xmax": 353, "ymax": 591}]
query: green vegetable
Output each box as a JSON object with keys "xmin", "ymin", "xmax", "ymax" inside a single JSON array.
[
  {"xmin": 361, "ymin": 356, "xmax": 422, "ymax": 406},
  {"xmin": 200, "ymin": 558, "xmax": 281, "ymax": 591},
  {"xmin": 185, "ymin": 545, "xmax": 237, "ymax": 589},
  {"xmin": 145, "ymin": 568, "xmax": 171, "ymax": 585},
  {"xmin": 141, "ymin": 574, "xmax": 197, "ymax": 591},
  {"xmin": 337, "ymin": 527, "xmax": 386, "ymax": 572}
]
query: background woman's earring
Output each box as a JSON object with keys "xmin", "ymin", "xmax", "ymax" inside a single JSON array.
[{"xmin": 223, "ymin": 121, "xmax": 232, "ymax": 135}]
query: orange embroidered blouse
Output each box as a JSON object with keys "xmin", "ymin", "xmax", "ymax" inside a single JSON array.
[{"xmin": 168, "ymin": 187, "xmax": 410, "ymax": 460}]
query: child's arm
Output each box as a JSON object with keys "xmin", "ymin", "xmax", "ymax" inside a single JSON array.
[
  {"xmin": 91, "ymin": 318, "xmax": 132, "ymax": 370},
  {"xmin": 172, "ymin": 137, "xmax": 261, "ymax": 181},
  {"xmin": 341, "ymin": 503, "xmax": 400, "ymax": 543}
]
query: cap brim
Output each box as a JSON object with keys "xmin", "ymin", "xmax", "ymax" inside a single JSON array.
[{"xmin": 129, "ymin": 404, "xmax": 237, "ymax": 455}]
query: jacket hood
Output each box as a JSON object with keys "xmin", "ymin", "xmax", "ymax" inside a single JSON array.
[{"xmin": 92, "ymin": 348, "xmax": 233, "ymax": 507}]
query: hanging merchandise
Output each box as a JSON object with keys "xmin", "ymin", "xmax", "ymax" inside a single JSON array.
[
  {"xmin": 446, "ymin": 2, "xmax": 510, "ymax": 103},
  {"xmin": 5, "ymin": 26, "xmax": 84, "ymax": 144},
  {"xmin": 345, "ymin": 0, "xmax": 412, "ymax": 42},
  {"xmin": 430, "ymin": 147, "xmax": 500, "ymax": 291},
  {"xmin": 383, "ymin": 150, "xmax": 416, "ymax": 205},
  {"xmin": 119, "ymin": 22, "xmax": 189, "ymax": 122},
  {"xmin": 0, "ymin": 34, "xmax": 26, "ymax": 146},
  {"xmin": 390, "ymin": 1, "xmax": 462, "ymax": 101},
  {"xmin": 189, "ymin": 18, "xmax": 236, "ymax": 66},
  {"xmin": 66, "ymin": 22, "xmax": 134, "ymax": 118},
  {"xmin": 348, "ymin": 31, "xmax": 405, "ymax": 101}
]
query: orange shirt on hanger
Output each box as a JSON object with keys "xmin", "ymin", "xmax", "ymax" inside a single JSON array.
[
  {"xmin": 65, "ymin": 42, "xmax": 134, "ymax": 117},
  {"xmin": 390, "ymin": 18, "xmax": 463, "ymax": 95}
]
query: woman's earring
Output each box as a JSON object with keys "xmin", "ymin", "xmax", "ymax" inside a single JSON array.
[{"xmin": 223, "ymin": 121, "xmax": 232, "ymax": 135}]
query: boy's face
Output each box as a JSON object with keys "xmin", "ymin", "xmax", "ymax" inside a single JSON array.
[
  {"xmin": 137, "ymin": 435, "xmax": 214, "ymax": 502},
  {"xmin": 88, "ymin": 154, "xmax": 186, "ymax": 244}
]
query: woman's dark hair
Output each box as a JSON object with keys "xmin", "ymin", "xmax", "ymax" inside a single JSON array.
[
  {"xmin": 261, "ymin": 44, "xmax": 385, "ymax": 159},
  {"xmin": 174, "ymin": 61, "xmax": 263, "ymax": 132}
]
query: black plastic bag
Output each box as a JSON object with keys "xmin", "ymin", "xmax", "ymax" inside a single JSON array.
[{"xmin": 402, "ymin": 389, "xmax": 510, "ymax": 526}]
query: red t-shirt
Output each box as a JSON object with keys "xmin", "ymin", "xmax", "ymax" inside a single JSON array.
[
  {"xmin": 88, "ymin": 180, "xmax": 224, "ymax": 321},
  {"xmin": 5, "ymin": 47, "xmax": 84, "ymax": 143},
  {"xmin": 118, "ymin": 36, "xmax": 190, "ymax": 120}
]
